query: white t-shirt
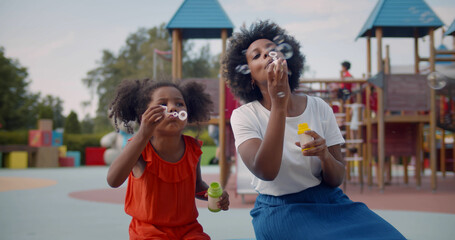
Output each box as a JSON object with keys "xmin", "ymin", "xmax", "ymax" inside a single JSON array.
[{"xmin": 230, "ymin": 95, "xmax": 345, "ymax": 196}]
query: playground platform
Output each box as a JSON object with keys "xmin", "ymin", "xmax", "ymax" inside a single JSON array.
[{"xmin": 0, "ymin": 166, "xmax": 454, "ymax": 240}]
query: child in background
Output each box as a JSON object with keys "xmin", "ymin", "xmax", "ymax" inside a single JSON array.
[{"xmin": 107, "ymin": 79, "xmax": 230, "ymax": 240}]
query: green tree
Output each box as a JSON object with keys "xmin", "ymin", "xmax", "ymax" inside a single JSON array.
[
  {"xmin": 82, "ymin": 23, "xmax": 221, "ymax": 132},
  {"xmin": 64, "ymin": 111, "xmax": 81, "ymax": 134},
  {"xmin": 80, "ymin": 114, "xmax": 94, "ymax": 134},
  {"xmin": 0, "ymin": 47, "xmax": 40, "ymax": 130}
]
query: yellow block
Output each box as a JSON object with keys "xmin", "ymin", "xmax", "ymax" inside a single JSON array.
[
  {"xmin": 58, "ymin": 145, "xmax": 67, "ymax": 157},
  {"xmin": 5, "ymin": 151, "xmax": 28, "ymax": 169}
]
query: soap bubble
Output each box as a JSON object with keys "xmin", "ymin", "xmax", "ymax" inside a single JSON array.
[
  {"xmin": 273, "ymin": 35, "xmax": 285, "ymax": 45},
  {"xmin": 427, "ymin": 71, "xmax": 447, "ymax": 90},
  {"xmin": 235, "ymin": 64, "xmax": 250, "ymax": 75},
  {"xmin": 241, "ymin": 49, "xmax": 247, "ymax": 55},
  {"xmin": 269, "ymin": 51, "xmax": 278, "ymax": 61},
  {"xmin": 276, "ymin": 43, "xmax": 293, "ymax": 59},
  {"xmin": 178, "ymin": 111, "xmax": 188, "ymax": 121},
  {"xmin": 287, "ymin": 69, "xmax": 292, "ymax": 76}
]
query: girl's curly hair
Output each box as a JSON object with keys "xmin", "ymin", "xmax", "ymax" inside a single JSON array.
[
  {"xmin": 222, "ymin": 20, "xmax": 305, "ymax": 103},
  {"xmin": 108, "ymin": 78, "xmax": 213, "ymax": 134}
]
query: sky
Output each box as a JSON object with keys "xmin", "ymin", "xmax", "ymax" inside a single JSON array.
[{"xmin": 1, "ymin": 0, "xmax": 454, "ymax": 118}]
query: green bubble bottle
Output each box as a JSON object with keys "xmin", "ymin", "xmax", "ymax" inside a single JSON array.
[
  {"xmin": 207, "ymin": 182, "xmax": 222, "ymax": 212},
  {"xmin": 298, "ymin": 123, "xmax": 314, "ymax": 151}
]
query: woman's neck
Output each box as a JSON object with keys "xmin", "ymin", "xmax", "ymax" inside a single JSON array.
[{"xmin": 150, "ymin": 135, "xmax": 185, "ymax": 163}]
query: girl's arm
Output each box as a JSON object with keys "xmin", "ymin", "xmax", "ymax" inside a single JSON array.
[
  {"xmin": 195, "ymin": 159, "xmax": 209, "ymax": 200},
  {"xmin": 107, "ymin": 105, "xmax": 165, "ymax": 188},
  {"xmin": 106, "ymin": 133, "xmax": 149, "ymax": 188},
  {"xmin": 195, "ymin": 159, "xmax": 230, "ymax": 211}
]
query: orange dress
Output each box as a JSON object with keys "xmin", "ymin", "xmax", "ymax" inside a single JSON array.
[{"xmin": 125, "ymin": 135, "xmax": 210, "ymax": 240}]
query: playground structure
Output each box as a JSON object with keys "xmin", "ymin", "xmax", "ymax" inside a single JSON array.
[
  {"xmin": 165, "ymin": 0, "xmax": 234, "ymax": 188},
  {"xmin": 300, "ymin": 0, "xmax": 455, "ymax": 192},
  {"xmin": 164, "ymin": 0, "xmax": 455, "ymax": 193}
]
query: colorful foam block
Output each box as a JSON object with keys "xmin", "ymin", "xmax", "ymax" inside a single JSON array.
[
  {"xmin": 66, "ymin": 151, "xmax": 81, "ymax": 167},
  {"xmin": 29, "ymin": 130, "xmax": 52, "ymax": 147},
  {"xmin": 52, "ymin": 131, "xmax": 63, "ymax": 146},
  {"xmin": 38, "ymin": 119, "xmax": 53, "ymax": 131},
  {"xmin": 5, "ymin": 151, "xmax": 28, "ymax": 169},
  {"xmin": 85, "ymin": 147, "xmax": 106, "ymax": 166},
  {"xmin": 35, "ymin": 147, "xmax": 59, "ymax": 168},
  {"xmin": 59, "ymin": 157, "xmax": 74, "ymax": 167},
  {"xmin": 58, "ymin": 145, "xmax": 67, "ymax": 157}
]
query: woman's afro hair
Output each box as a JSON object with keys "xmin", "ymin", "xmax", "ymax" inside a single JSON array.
[{"xmin": 222, "ymin": 20, "xmax": 305, "ymax": 103}]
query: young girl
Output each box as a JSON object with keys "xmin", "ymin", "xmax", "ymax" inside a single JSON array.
[
  {"xmin": 223, "ymin": 20, "xmax": 405, "ymax": 240},
  {"xmin": 107, "ymin": 79, "xmax": 230, "ymax": 240}
]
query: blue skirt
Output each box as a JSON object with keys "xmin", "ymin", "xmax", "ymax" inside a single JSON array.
[{"xmin": 251, "ymin": 183, "xmax": 406, "ymax": 240}]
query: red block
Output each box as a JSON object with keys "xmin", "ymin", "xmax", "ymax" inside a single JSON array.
[
  {"xmin": 85, "ymin": 147, "xmax": 106, "ymax": 166},
  {"xmin": 29, "ymin": 130, "xmax": 52, "ymax": 147},
  {"xmin": 59, "ymin": 157, "xmax": 74, "ymax": 167}
]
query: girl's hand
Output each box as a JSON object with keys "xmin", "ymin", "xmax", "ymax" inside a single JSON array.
[
  {"xmin": 266, "ymin": 57, "xmax": 290, "ymax": 105},
  {"xmin": 218, "ymin": 190, "xmax": 230, "ymax": 211},
  {"xmin": 138, "ymin": 105, "xmax": 165, "ymax": 138},
  {"xmin": 295, "ymin": 131, "xmax": 331, "ymax": 160}
]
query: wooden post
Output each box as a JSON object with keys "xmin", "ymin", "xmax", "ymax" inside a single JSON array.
[
  {"xmin": 376, "ymin": 27, "xmax": 385, "ymax": 191},
  {"xmin": 219, "ymin": 29, "xmax": 228, "ymax": 188},
  {"xmin": 366, "ymin": 35, "xmax": 373, "ymax": 187},
  {"xmin": 414, "ymin": 30, "xmax": 420, "ymax": 74},
  {"xmin": 414, "ymin": 29, "xmax": 422, "ymax": 188},
  {"xmin": 177, "ymin": 29, "xmax": 183, "ymax": 80},
  {"xmin": 441, "ymin": 129, "xmax": 446, "ymax": 177},
  {"xmin": 429, "ymin": 27, "xmax": 437, "ymax": 191},
  {"xmin": 172, "ymin": 29, "xmax": 178, "ymax": 81},
  {"xmin": 416, "ymin": 123, "xmax": 423, "ymax": 187}
]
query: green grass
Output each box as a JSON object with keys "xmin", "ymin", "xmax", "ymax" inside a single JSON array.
[{"xmin": 200, "ymin": 145, "xmax": 217, "ymax": 166}]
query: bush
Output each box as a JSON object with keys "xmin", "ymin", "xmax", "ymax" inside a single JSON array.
[
  {"xmin": 183, "ymin": 126, "xmax": 215, "ymax": 146},
  {"xmin": 63, "ymin": 133, "xmax": 105, "ymax": 165},
  {"xmin": 0, "ymin": 131, "xmax": 28, "ymax": 145}
]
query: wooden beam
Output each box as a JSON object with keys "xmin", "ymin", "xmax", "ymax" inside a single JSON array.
[
  {"xmin": 177, "ymin": 29, "xmax": 183, "ymax": 80},
  {"xmin": 172, "ymin": 29, "xmax": 178, "ymax": 81},
  {"xmin": 219, "ymin": 29, "xmax": 228, "ymax": 188},
  {"xmin": 376, "ymin": 27, "xmax": 385, "ymax": 191},
  {"xmin": 419, "ymin": 57, "xmax": 455, "ymax": 62},
  {"xmin": 414, "ymin": 29, "xmax": 420, "ymax": 74},
  {"xmin": 429, "ymin": 27, "xmax": 437, "ymax": 191},
  {"xmin": 366, "ymin": 35, "xmax": 373, "ymax": 187}
]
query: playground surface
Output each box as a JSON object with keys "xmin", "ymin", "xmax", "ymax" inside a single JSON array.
[{"xmin": 1, "ymin": 166, "xmax": 454, "ymax": 240}]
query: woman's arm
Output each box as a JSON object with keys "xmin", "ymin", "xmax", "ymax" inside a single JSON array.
[
  {"xmin": 238, "ymin": 59, "xmax": 290, "ymax": 181},
  {"xmin": 238, "ymin": 105, "xmax": 287, "ymax": 181},
  {"xmin": 300, "ymin": 131, "xmax": 346, "ymax": 187}
]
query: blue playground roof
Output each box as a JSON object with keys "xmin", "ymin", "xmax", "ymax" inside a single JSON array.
[
  {"xmin": 357, "ymin": 0, "xmax": 444, "ymax": 39},
  {"xmin": 446, "ymin": 20, "xmax": 455, "ymax": 36},
  {"xmin": 166, "ymin": 0, "xmax": 234, "ymax": 39}
]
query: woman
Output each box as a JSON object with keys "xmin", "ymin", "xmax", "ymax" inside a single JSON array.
[{"xmin": 223, "ymin": 20, "xmax": 405, "ymax": 240}]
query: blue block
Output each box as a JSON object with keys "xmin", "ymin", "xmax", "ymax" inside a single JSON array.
[
  {"xmin": 52, "ymin": 131, "xmax": 63, "ymax": 146},
  {"xmin": 66, "ymin": 151, "xmax": 81, "ymax": 167}
]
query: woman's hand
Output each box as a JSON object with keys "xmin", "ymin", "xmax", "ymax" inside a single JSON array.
[
  {"xmin": 138, "ymin": 105, "xmax": 165, "ymax": 138},
  {"xmin": 266, "ymin": 57, "xmax": 290, "ymax": 105},
  {"xmin": 295, "ymin": 131, "xmax": 331, "ymax": 160}
]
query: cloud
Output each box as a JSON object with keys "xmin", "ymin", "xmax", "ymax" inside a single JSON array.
[
  {"xmin": 27, "ymin": 31, "xmax": 75, "ymax": 60},
  {"xmin": 243, "ymin": 0, "xmax": 373, "ymax": 16}
]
